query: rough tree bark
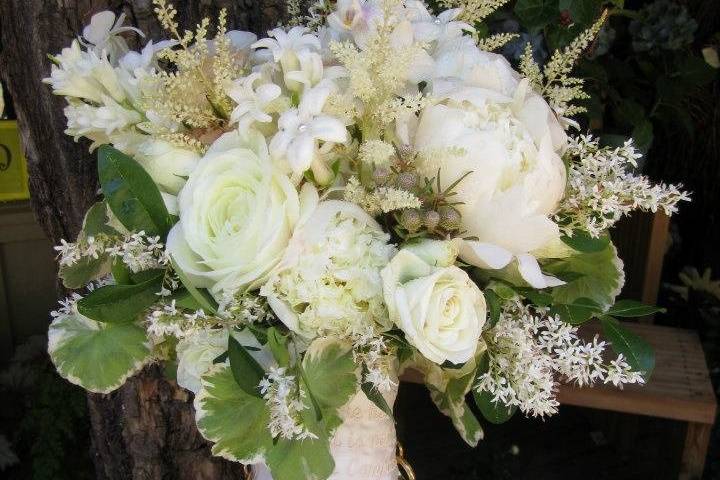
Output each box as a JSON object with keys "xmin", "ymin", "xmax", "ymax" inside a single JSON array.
[{"xmin": 0, "ymin": 1, "xmax": 284, "ymax": 478}]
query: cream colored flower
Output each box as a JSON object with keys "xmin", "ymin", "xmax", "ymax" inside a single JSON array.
[
  {"xmin": 381, "ymin": 241, "xmax": 485, "ymax": 365},
  {"xmin": 166, "ymin": 129, "xmax": 318, "ymax": 297}
]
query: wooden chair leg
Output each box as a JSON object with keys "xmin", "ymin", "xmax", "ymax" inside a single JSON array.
[{"xmin": 679, "ymin": 422, "xmax": 712, "ymax": 480}]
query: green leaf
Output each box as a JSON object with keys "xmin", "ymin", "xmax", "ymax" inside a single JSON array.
[
  {"xmin": 266, "ymin": 327, "xmax": 290, "ymax": 367},
  {"xmin": 266, "ymin": 413, "xmax": 334, "ymax": 480},
  {"xmin": 170, "ymin": 257, "xmax": 218, "ymax": 314},
  {"xmin": 59, "ymin": 202, "xmax": 118, "ymax": 289},
  {"xmin": 484, "ymin": 289, "xmax": 502, "ymax": 327},
  {"xmin": 473, "ymin": 389, "xmax": 517, "ymax": 424},
  {"xmin": 302, "ymin": 338, "xmax": 358, "ymax": 410},
  {"xmin": 677, "ymin": 55, "xmax": 717, "ymax": 86},
  {"xmin": 228, "ymin": 334, "xmax": 265, "ymax": 398},
  {"xmin": 517, "ymin": 288, "xmax": 554, "ymax": 307},
  {"xmin": 60, "ymin": 256, "xmax": 111, "ymax": 290},
  {"xmin": 98, "ymin": 145, "xmax": 172, "ymax": 237},
  {"xmin": 360, "ymin": 365, "xmax": 393, "ymax": 417},
  {"xmin": 561, "ymin": 231, "xmax": 610, "ymax": 253},
  {"xmin": 48, "ymin": 311, "xmax": 151, "ymax": 393},
  {"xmin": 600, "ymin": 316, "xmax": 655, "ymax": 379},
  {"xmin": 195, "ymin": 365, "xmax": 274, "ymax": 463},
  {"xmin": 545, "ymin": 240, "xmax": 624, "ymax": 309},
  {"xmin": 549, "ymin": 297, "xmax": 601, "ymax": 325},
  {"xmin": 83, "ymin": 201, "xmax": 118, "ymax": 237},
  {"xmin": 76, "ymin": 273, "xmax": 164, "ymax": 323},
  {"xmin": 418, "ymin": 350, "xmax": 486, "ymax": 447},
  {"xmin": 558, "ymin": 0, "xmax": 602, "ymax": 26},
  {"xmin": 515, "ymin": 0, "xmax": 560, "ymax": 33},
  {"xmin": 111, "ymin": 259, "xmax": 133, "ymax": 285},
  {"xmin": 606, "ymin": 299, "xmax": 665, "ymax": 317},
  {"xmin": 631, "ymin": 120, "xmax": 654, "ymax": 154}
]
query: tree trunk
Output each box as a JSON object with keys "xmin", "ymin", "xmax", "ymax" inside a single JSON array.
[{"xmin": 0, "ymin": 1, "xmax": 285, "ymax": 478}]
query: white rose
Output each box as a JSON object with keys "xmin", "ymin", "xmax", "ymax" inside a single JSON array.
[
  {"xmin": 166, "ymin": 129, "xmax": 318, "ymax": 297},
  {"xmin": 136, "ymin": 139, "xmax": 201, "ymax": 194},
  {"xmin": 176, "ymin": 328, "xmax": 272, "ymax": 394},
  {"xmin": 381, "ymin": 241, "xmax": 485, "ymax": 365}
]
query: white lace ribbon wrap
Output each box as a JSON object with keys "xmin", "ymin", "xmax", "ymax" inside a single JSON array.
[{"xmin": 253, "ymin": 385, "xmax": 400, "ymax": 480}]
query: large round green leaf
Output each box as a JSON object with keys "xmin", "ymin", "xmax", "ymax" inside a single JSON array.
[
  {"xmin": 544, "ymin": 241, "xmax": 624, "ymax": 309},
  {"xmin": 48, "ymin": 311, "xmax": 151, "ymax": 394},
  {"xmin": 194, "ymin": 365, "xmax": 274, "ymax": 463}
]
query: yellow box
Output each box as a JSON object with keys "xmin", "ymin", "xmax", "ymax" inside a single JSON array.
[{"xmin": 0, "ymin": 120, "xmax": 30, "ymax": 201}]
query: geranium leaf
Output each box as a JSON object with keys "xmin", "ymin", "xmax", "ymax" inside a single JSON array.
[
  {"xmin": 266, "ymin": 406, "xmax": 334, "ymax": 480},
  {"xmin": 59, "ymin": 201, "xmax": 117, "ymax": 289},
  {"xmin": 301, "ymin": 338, "xmax": 358, "ymax": 411},
  {"xmin": 606, "ymin": 299, "xmax": 665, "ymax": 317},
  {"xmin": 98, "ymin": 145, "xmax": 172, "ymax": 237},
  {"xmin": 545, "ymin": 240, "xmax": 624, "ymax": 309},
  {"xmin": 228, "ymin": 334, "xmax": 265, "ymax": 398},
  {"xmin": 194, "ymin": 364, "xmax": 274, "ymax": 463},
  {"xmin": 600, "ymin": 316, "xmax": 655, "ymax": 380},
  {"xmin": 76, "ymin": 273, "xmax": 164, "ymax": 323},
  {"xmin": 60, "ymin": 256, "xmax": 111, "ymax": 290},
  {"xmin": 48, "ymin": 311, "xmax": 151, "ymax": 393},
  {"xmin": 561, "ymin": 231, "xmax": 610, "ymax": 253}
]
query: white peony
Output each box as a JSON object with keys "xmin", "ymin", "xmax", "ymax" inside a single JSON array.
[
  {"xmin": 261, "ymin": 200, "xmax": 395, "ymax": 340},
  {"xmin": 402, "ymin": 50, "xmax": 569, "ymax": 288},
  {"xmin": 176, "ymin": 328, "xmax": 272, "ymax": 394},
  {"xmin": 381, "ymin": 240, "xmax": 485, "ymax": 365},
  {"xmin": 166, "ymin": 129, "xmax": 318, "ymax": 298},
  {"xmin": 136, "ymin": 139, "xmax": 201, "ymax": 194}
]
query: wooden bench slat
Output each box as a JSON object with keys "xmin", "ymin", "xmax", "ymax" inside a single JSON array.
[{"xmin": 559, "ymin": 323, "xmax": 717, "ymax": 424}]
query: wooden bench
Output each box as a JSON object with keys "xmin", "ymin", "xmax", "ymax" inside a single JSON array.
[{"xmin": 558, "ymin": 322, "xmax": 717, "ymax": 480}]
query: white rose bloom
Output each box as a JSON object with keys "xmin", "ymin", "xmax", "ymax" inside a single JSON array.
[
  {"xmin": 136, "ymin": 139, "xmax": 201, "ymax": 194},
  {"xmin": 166, "ymin": 129, "xmax": 318, "ymax": 297},
  {"xmin": 176, "ymin": 328, "xmax": 272, "ymax": 394},
  {"xmin": 404, "ymin": 51, "xmax": 568, "ymax": 288},
  {"xmin": 381, "ymin": 241, "xmax": 485, "ymax": 365},
  {"xmin": 261, "ymin": 200, "xmax": 395, "ymax": 340}
]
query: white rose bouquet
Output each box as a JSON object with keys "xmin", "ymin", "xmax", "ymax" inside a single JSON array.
[{"xmin": 44, "ymin": 2, "xmax": 690, "ymax": 479}]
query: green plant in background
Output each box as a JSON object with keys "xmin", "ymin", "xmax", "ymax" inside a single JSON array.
[
  {"xmin": 461, "ymin": 0, "xmax": 719, "ymax": 161},
  {"xmin": 0, "ymin": 336, "xmax": 93, "ymax": 480}
]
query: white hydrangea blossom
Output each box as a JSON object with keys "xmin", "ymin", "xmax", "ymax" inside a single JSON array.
[
  {"xmin": 476, "ymin": 299, "xmax": 645, "ymax": 417},
  {"xmin": 262, "ymin": 203, "xmax": 395, "ymax": 339},
  {"xmin": 558, "ymin": 135, "xmax": 691, "ymax": 237},
  {"xmin": 259, "ymin": 367, "xmax": 318, "ymax": 441}
]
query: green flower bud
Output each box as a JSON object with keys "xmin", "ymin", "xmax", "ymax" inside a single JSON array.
[
  {"xmin": 372, "ymin": 166, "xmax": 391, "ymax": 185},
  {"xmin": 396, "ymin": 171, "xmax": 418, "ymax": 191},
  {"xmin": 423, "ymin": 210, "xmax": 440, "ymax": 231},
  {"xmin": 399, "ymin": 209, "xmax": 422, "ymax": 232},
  {"xmin": 439, "ymin": 207, "xmax": 461, "ymax": 230}
]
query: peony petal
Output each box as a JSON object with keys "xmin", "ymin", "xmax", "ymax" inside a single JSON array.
[
  {"xmin": 459, "ymin": 240, "xmax": 513, "ymax": 270},
  {"xmin": 516, "ymin": 253, "xmax": 564, "ymax": 289}
]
